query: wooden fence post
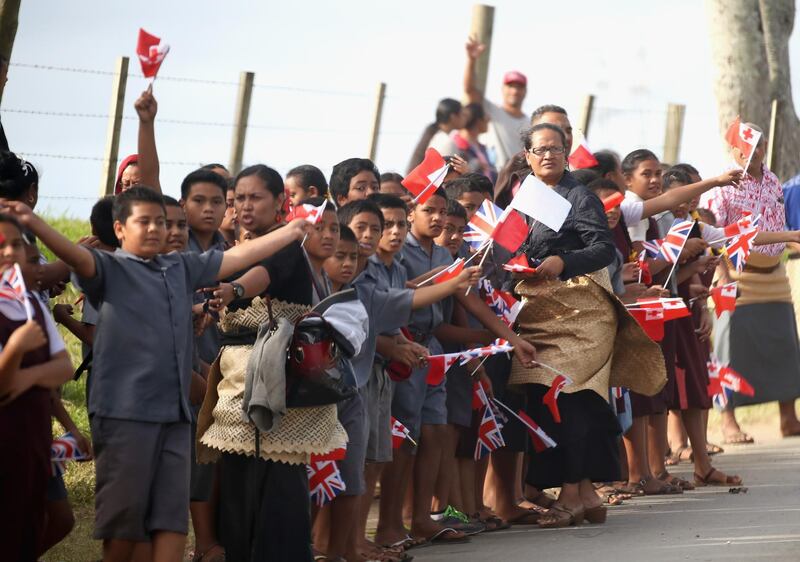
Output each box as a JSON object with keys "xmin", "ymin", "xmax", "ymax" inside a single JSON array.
[
  {"xmin": 766, "ymin": 99, "xmax": 779, "ymax": 171},
  {"xmin": 367, "ymin": 82, "xmax": 386, "ymax": 161},
  {"xmin": 577, "ymin": 94, "xmax": 595, "ymax": 137},
  {"xmin": 99, "ymin": 56, "xmax": 129, "ymax": 196},
  {"xmin": 229, "ymin": 71, "xmax": 255, "ymax": 175},
  {"xmin": 467, "ymin": 4, "xmax": 495, "ymax": 98},
  {"xmin": 663, "ymin": 103, "xmax": 686, "ymax": 165}
]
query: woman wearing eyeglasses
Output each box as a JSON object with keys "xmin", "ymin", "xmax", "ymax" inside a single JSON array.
[{"xmin": 507, "ymin": 123, "xmax": 666, "ymax": 528}]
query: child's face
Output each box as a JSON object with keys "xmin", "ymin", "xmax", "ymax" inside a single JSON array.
[
  {"xmin": 347, "ymin": 211, "xmax": 382, "ymax": 258},
  {"xmin": 457, "ymin": 192, "xmax": 485, "ymax": 220},
  {"xmin": 164, "ymin": 205, "xmax": 189, "ymax": 253},
  {"xmin": 304, "ymin": 210, "xmax": 339, "ymax": 261},
  {"xmin": 435, "ymin": 216, "xmax": 467, "ymax": 256},
  {"xmin": 285, "ymin": 176, "xmax": 313, "ymax": 209},
  {"xmin": 183, "ymin": 182, "xmax": 226, "ymax": 234},
  {"xmin": 0, "ymin": 223, "xmax": 25, "ymax": 272},
  {"xmin": 380, "ymin": 181, "xmax": 412, "ymax": 205},
  {"xmin": 625, "ymin": 158, "xmax": 662, "ymax": 200},
  {"xmin": 339, "ymin": 171, "xmax": 379, "ymax": 206},
  {"xmin": 378, "ymin": 207, "xmax": 408, "ymax": 256},
  {"xmin": 234, "ymin": 176, "xmax": 284, "ymax": 235},
  {"xmin": 597, "ymin": 189, "xmax": 622, "ymax": 229},
  {"xmin": 20, "ymin": 244, "xmax": 43, "ymax": 291},
  {"xmin": 409, "ymin": 194, "xmax": 446, "ymax": 240},
  {"xmin": 324, "ymin": 239, "xmax": 359, "ymax": 287},
  {"xmin": 114, "ymin": 202, "xmax": 167, "ymax": 259},
  {"xmin": 220, "ymin": 188, "xmax": 236, "ymax": 232}
]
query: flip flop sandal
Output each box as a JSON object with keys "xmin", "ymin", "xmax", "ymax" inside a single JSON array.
[
  {"xmin": 657, "ymin": 471, "xmax": 696, "ymax": 491},
  {"xmin": 526, "ymin": 490, "xmax": 557, "ymax": 509},
  {"xmin": 707, "ymin": 442, "xmax": 725, "ymax": 455},
  {"xmin": 418, "ymin": 528, "xmax": 470, "ymax": 544},
  {"xmin": 614, "ymin": 482, "xmax": 646, "ymax": 497},
  {"xmin": 474, "ymin": 513, "xmax": 510, "ymax": 532},
  {"xmin": 506, "ymin": 509, "xmax": 542, "ymax": 525},
  {"xmin": 722, "ymin": 431, "xmax": 755, "ymax": 445},
  {"xmin": 694, "ymin": 468, "xmax": 743, "ymax": 487},
  {"xmin": 639, "ymin": 477, "xmax": 683, "ymax": 495},
  {"xmin": 665, "ymin": 445, "xmax": 693, "ymax": 466},
  {"xmin": 382, "ymin": 535, "xmax": 429, "ymax": 551},
  {"xmin": 538, "ymin": 505, "xmax": 585, "ymax": 529}
]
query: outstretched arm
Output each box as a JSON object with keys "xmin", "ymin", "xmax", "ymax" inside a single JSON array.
[
  {"xmin": 640, "ymin": 169, "xmax": 742, "ymax": 220},
  {"xmin": 217, "ymin": 220, "xmax": 308, "ymax": 281},
  {"xmin": 135, "ymin": 85, "xmax": 161, "ymax": 193},
  {"xmin": 463, "ymin": 36, "xmax": 486, "ymax": 104}
]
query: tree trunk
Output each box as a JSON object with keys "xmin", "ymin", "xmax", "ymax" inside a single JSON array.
[
  {"xmin": 0, "ymin": 0, "xmax": 20, "ymax": 103},
  {"xmin": 758, "ymin": 0, "xmax": 800, "ymax": 179},
  {"xmin": 706, "ymin": 0, "xmax": 800, "ymax": 180}
]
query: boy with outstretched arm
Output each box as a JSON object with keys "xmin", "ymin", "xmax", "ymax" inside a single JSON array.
[{"xmin": 0, "ymin": 187, "xmax": 308, "ymax": 562}]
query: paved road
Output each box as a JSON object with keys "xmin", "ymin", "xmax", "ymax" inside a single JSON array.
[{"xmin": 413, "ymin": 438, "xmax": 800, "ymax": 562}]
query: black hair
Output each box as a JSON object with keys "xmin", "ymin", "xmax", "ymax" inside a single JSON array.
[
  {"xmin": 0, "ymin": 213, "xmax": 23, "ymax": 236},
  {"xmin": 234, "ymin": 164, "xmax": 284, "ymax": 198},
  {"xmin": 463, "ymin": 103, "xmax": 486, "ymax": 130},
  {"xmin": 113, "ymin": 186, "xmax": 166, "ymax": 224},
  {"xmin": 446, "ymin": 173, "xmax": 493, "ymax": 199},
  {"xmin": 621, "ymin": 149, "xmax": 659, "ymax": 175},
  {"xmin": 446, "ymin": 199, "xmax": 468, "ymax": 221},
  {"xmin": 338, "ymin": 224, "xmax": 357, "ymax": 244},
  {"xmin": 571, "ymin": 169, "xmax": 601, "ymax": 186},
  {"xmin": 180, "ymin": 168, "xmax": 229, "ymax": 200},
  {"xmin": 662, "ymin": 167, "xmax": 693, "ymax": 190},
  {"xmin": 672, "ymin": 162, "xmax": 700, "ymax": 178},
  {"xmin": 589, "ymin": 150, "xmax": 620, "ymax": 177},
  {"xmin": 368, "ymin": 192, "xmax": 408, "ymax": 215},
  {"xmin": 408, "ymin": 98, "xmax": 463, "ymax": 172},
  {"xmin": 337, "ymin": 199, "xmax": 384, "ymax": 231},
  {"xmin": 531, "ymin": 104, "xmax": 568, "ymax": 124},
  {"xmin": 523, "ymin": 123, "xmax": 567, "ymax": 151},
  {"xmin": 329, "ymin": 158, "xmax": 380, "ymax": 203},
  {"xmin": 162, "ymin": 195, "xmax": 181, "ymax": 208},
  {"xmin": 90, "ymin": 196, "xmax": 119, "ymax": 248},
  {"xmin": 0, "ymin": 151, "xmax": 38, "ymax": 201},
  {"xmin": 287, "ymin": 164, "xmax": 329, "ymax": 198},
  {"xmin": 587, "ymin": 178, "xmax": 622, "ymax": 195},
  {"xmin": 380, "ymin": 172, "xmax": 404, "ymax": 184},
  {"xmin": 201, "ymin": 163, "xmax": 228, "ymax": 173}
]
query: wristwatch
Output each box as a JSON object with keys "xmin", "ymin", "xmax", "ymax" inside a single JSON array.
[{"xmin": 230, "ymin": 282, "xmax": 245, "ymax": 299}]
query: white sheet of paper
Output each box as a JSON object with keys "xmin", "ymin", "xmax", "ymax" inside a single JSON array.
[{"xmin": 509, "ymin": 174, "xmax": 572, "ymax": 232}]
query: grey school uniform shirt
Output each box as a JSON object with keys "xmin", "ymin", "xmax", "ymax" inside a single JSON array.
[
  {"xmin": 188, "ymin": 230, "xmax": 228, "ymax": 365},
  {"xmin": 350, "ymin": 257, "xmax": 414, "ymax": 389},
  {"xmin": 77, "ymin": 247, "xmax": 223, "ymax": 423}
]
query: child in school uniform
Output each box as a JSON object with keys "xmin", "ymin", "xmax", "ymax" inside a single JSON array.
[
  {"xmin": 0, "ymin": 214, "xmax": 73, "ymax": 561},
  {"xmin": 285, "ymin": 165, "xmax": 329, "ymax": 209},
  {"xmin": 299, "ymin": 196, "xmax": 338, "ymax": 303},
  {"xmin": 329, "ymin": 158, "xmax": 381, "ymax": 208},
  {"xmin": 323, "ymin": 225, "xmax": 359, "ymax": 292},
  {"xmin": 2, "ymin": 185, "xmax": 308, "ymax": 562}
]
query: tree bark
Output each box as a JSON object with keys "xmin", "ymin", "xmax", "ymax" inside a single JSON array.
[{"xmin": 706, "ymin": 0, "xmax": 800, "ymax": 180}]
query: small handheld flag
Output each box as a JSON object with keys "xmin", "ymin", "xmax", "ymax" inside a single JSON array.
[
  {"xmin": 425, "ymin": 352, "xmax": 462, "ymax": 386},
  {"xmin": 480, "ymin": 278, "xmax": 522, "ymax": 327},
  {"xmin": 136, "ymin": 29, "xmax": 170, "ymax": 79},
  {"xmin": 659, "ymin": 219, "xmax": 694, "ymax": 264},
  {"xmin": 602, "ymin": 191, "xmax": 625, "ymax": 212},
  {"xmin": 629, "ymin": 307, "xmax": 665, "ymax": 341},
  {"xmin": 287, "ymin": 200, "xmax": 327, "ymax": 225},
  {"xmin": 403, "ymin": 148, "xmax": 448, "ymax": 205},
  {"xmin": 509, "ymin": 174, "xmax": 572, "ymax": 233},
  {"xmin": 568, "ymin": 129, "xmax": 599, "ymax": 170},
  {"xmin": 724, "ymin": 229, "xmax": 757, "ymax": 273},
  {"xmin": 491, "ymin": 397, "xmax": 557, "ymax": 452},
  {"xmin": 725, "ymin": 117, "xmax": 762, "ymax": 171},
  {"xmin": 474, "ymin": 404, "xmax": 506, "ymax": 460},
  {"xmin": 642, "ymin": 239, "xmax": 664, "ymax": 259},
  {"xmin": 503, "ymin": 254, "xmax": 537, "ymax": 274},
  {"xmin": 307, "ymin": 460, "xmax": 346, "ymax": 506},
  {"xmin": 0, "ymin": 263, "xmax": 32, "ymax": 321},
  {"xmin": 391, "ymin": 417, "xmax": 417, "ymax": 448},
  {"xmin": 51, "ymin": 432, "xmax": 89, "ymax": 477},
  {"xmin": 710, "ymin": 282, "xmax": 737, "ymax": 318},
  {"xmin": 465, "ymin": 200, "xmax": 503, "ymax": 250},
  {"xmin": 542, "ymin": 374, "xmax": 572, "ymax": 423},
  {"xmin": 491, "ymin": 208, "xmax": 529, "ymax": 253}
]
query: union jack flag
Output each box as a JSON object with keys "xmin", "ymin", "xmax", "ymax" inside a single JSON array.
[
  {"xmin": 474, "ymin": 404, "xmax": 506, "ymax": 460},
  {"xmin": 464, "ymin": 200, "xmax": 503, "ymax": 250},
  {"xmin": 307, "ymin": 460, "xmax": 346, "ymax": 506},
  {"xmin": 642, "ymin": 239, "xmax": 663, "ymax": 259},
  {"xmin": 542, "ymin": 374, "xmax": 572, "ymax": 423},
  {"xmin": 480, "ymin": 279, "xmax": 522, "ymax": 327},
  {"xmin": 51, "ymin": 432, "xmax": 88, "ymax": 477},
  {"xmin": 459, "ymin": 338, "xmax": 514, "ymax": 365},
  {"xmin": 0, "ymin": 263, "xmax": 32, "ymax": 320},
  {"xmin": 658, "ymin": 219, "xmax": 694, "ymax": 263},
  {"xmin": 724, "ymin": 229, "xmax": 758, "ymax": 273},
  {"xmin": 707, "ymin": 355, "xmax": 754, "ymax": 409}
]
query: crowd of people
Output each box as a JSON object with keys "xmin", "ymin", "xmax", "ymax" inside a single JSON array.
[{"xmin": 3, "ymin": 38, "xmax": 800, "ymax": 562}]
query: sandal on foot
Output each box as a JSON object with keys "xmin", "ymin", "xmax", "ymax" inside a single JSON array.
[
  {"xmin": 474, "ymin": 513, "xmax": 510, "ymax": 532},
  {"xmin": 526, "ymin": 489, "xmax": 557, "ymax": 509},
  {"xmin": 657, "ymin": 471, "xmax": 696, "ymax": 491},
  {"xmin": 637, "ymin": 476, "xmax": 683, "ymax": 495},
  {"xmin": 584, "ymin": 505, "xmax": 608, "ymax": 524},
  {"xmin": 382, "ymin": 535, "xmax": 429, "ymax": 551},
  {"xmin": 538, "ymin": 505, "xmax": 584, "ymax": 529},
  {"xmin": 506, "ymin": 509, "xmax": 542, "ymax": 525},
  {"xmin": 665, "ymin": 445, "xmax": 693, "ymax": 466},
  {"xmin": 418, "ymin": 528, "xmax": 470, "ymax": 544},
  {"xmin": 707, "ymin": 442, "xmax": 725, "ymax": 455},
  {"xmin": 723, "ymin": 430, "xmax": 754, "ymax": 445},
  {"xmin": 694, "ymin": 468, "xmax": 743, "ymax": 487}
]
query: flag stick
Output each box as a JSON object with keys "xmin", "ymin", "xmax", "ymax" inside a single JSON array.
[
  {"xmin": 465, "ymin": 241, "xmax": 493, "ymax": 296},
  {"xmin": 411, "ymin": 165, "xmax": 450, "ymax": 205},
  {"xmin": 416, "ymin": 257, "xmax": 466, "ymax": 287},
  {"xmin": 533, "ymin": 361, "xmax": 573, "ymax": 382},
  {"xmin": 300, "ymin": 233, "xmax": 308, "ymax": 247},
  {"xmin": 468, "ymin": 355, "xmax": 490, "ymax": 378}
]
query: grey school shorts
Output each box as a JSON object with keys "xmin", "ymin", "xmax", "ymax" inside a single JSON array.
[
  {"xmin": 336, "ymin": 392, "xmax": 367, "ymax": 496},
  {"xmin": 190, "ymin": 409, "xmax": 214, "ymax": 502},
  {"xmin": 445, "ymin": 361, "xmax": 474, "ymax": 428},
  {"xmin": 91, "ymin": 416, "xmax": 190, "ymax": 541},
  {"xmin": 365, "ymin": 363, "xmax": 394, "ymax": 463},
  {"xmin": 391, "ymin": 339, "xmax": 448, "ymax": 441}
]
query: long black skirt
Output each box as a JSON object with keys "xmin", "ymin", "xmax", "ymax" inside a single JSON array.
[
  {"xmin": 525, "ymin": 384, "xmax": 621, "ymax": 490},
  {"xmin": 218, "ymin": 453, "xmax": 313, "ymax": 562}
]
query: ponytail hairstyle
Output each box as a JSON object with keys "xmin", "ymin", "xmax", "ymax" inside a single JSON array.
[
  {"xmin": 0, "ymin": 150, "xmax": 38, "ymax": 203},
  {"xmin": 407, "ymin": 98, "xmax": 463, "ymax": 172}
]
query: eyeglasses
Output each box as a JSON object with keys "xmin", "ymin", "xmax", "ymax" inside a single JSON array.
[{"xmin": 529, "ymin": 146, "xmax": 566, "ymax": 156}]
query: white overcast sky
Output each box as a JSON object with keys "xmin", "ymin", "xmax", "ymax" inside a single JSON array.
[{"xmin": 4, "ymin": 0, "xmax": 800, "ymax": 218}]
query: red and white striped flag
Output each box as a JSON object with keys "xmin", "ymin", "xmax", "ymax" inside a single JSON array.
[
  {"xmin": 403, "ymin": 148, "xmax": 448, "ymax": 204},
  {"xmin": 136, "ymin": 29, "xmax": 170, "ymax": 79},
  {"xmin": 710, "ymin": 282, "xmax": 737, "ymax": 318}
]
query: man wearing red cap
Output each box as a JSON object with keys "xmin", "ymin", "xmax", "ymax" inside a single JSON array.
[{"xmin": 463, "ymin": 37, "xmax": 529, "ymax": 169}]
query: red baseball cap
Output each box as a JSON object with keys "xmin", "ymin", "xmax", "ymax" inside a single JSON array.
[{"xmin": 503, "ymin": 71, "xmax": 527, "ymax": 86}]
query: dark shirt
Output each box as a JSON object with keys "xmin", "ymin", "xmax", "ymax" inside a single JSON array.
[
  {"xmin": 188, "ymin": 230, "xmax": 228, "ymax": 364},
  {"xmin": 519, "ymin": 171, "xmax": 615, "ymax": 280}
]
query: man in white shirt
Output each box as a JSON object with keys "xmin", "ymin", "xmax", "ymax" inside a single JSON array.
[{"xmin": 463, "ymin": 37, "xmax": 529, "ymax": 169}]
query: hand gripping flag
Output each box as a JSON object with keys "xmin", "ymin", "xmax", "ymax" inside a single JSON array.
[
  {"xmin": 51, "ymin": 432, "xmax": 88, "ymax": 477},
  {"xmin": 503, "ymin": 254, "xmax": 537, "ymax": 274},
  {"xmin": 480, "ymin": 278, "xmax": 522, "ymax": 327},
  {"xmin": 403, "ymin": 148, "xmax": 449, "ymax": 204},
  {"xmin": 491, "ymin": 208, "xmax": 529, "ymax": 253},
  {"xmin": 725, "ymin": 117, "xmax": 762, "ymax": 165},
  {"xmin": 137, "ymin": 29, "xmax": 170, "ymax": 79},
  {"xmin": 465, "ymin": 200, "xmax": 503, "ymax": 250},
  {"xmin": 642, "ymin": 238, "xmax": 664, "ymax": 259},
  {"xmin": 542, "ymin": 374, "xmax": 572, "ymax": 423},
  {"xmin": 425, "ymin": 352, "xmax": 463, "ymax": 385},
  {"xmin": 0, "ymin": 263, "xmax": 32, "ymax": 321},
  {"xmin": 474, "ymin": 404, "xmax": 506, "ymax": 460},
  {"xmin": 710, "ymin": 282, "xmax": 737, "ymax": 318},
  {"xmin": 391, "ymin": 417, "xmax": 416, "ymax": 448},
  {"xmin": 724, "ymin": 228, "xmax": 757, "ymax": 273},
  {"xmin": 434, "ymin": 258, "xmax": 465, "ymax": 285},
  {"xmin": 307, "ymin": 460, "xmax": 346, "ymax": 506},
  {"xmin": 568, "ymin": 129, "xmax": 599, "ymax": 170},
  {"xmin": 286, "ymin": 199, "xmax": 327, "ymax": 224},
  {"xmin": 459, "ymin": 339, "xmax": 514, "ymax": 365},
  {"xmin": 629, "ymin": 307, "xmax": 665, "ymax": 341},
  {"xmin": 658, "ymin": 219, "xmax": 694, "ymax": 264},
  {"xmin": 602, "ymin": 191, "xmax": 625, "ymax": 212}
]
